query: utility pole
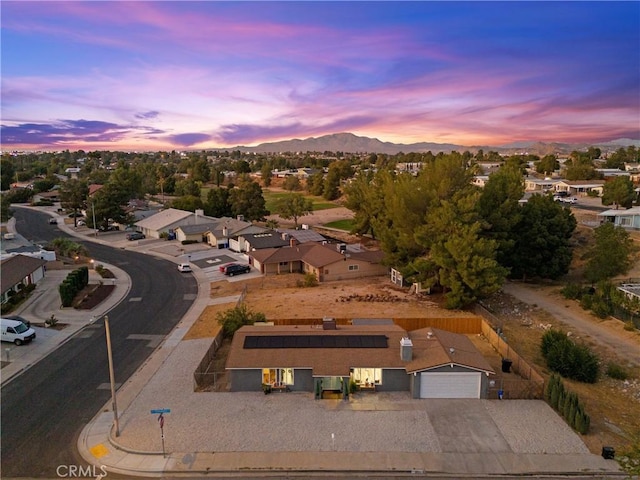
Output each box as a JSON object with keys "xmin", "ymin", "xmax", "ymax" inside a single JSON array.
[{"xmin": 104, "ymin": 316, "xmax": 120, "ymax": 436}]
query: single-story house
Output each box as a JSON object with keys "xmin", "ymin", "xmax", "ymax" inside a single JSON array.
[
  {"xmin": 1, "ymin": 255, "xmax": 47, "ymax": 304},
  {"xmin": 524, "ymin": 177, "xmax": 559, "ymax": 192},
  {"xmin": 233, "ymin": 230, "xmax": 290, "ymax": 253},
  {"xmin": 225, "ymin": 323, "xmax": 495, "ymax": 399},
  {"xmin": 249, "ymin": 241, "xmax": 387, "ymax": 282},
  {"xmin": 554, "ymin": 180, "xmax": 605, "ymax": 197},
  {"xmin": 205, "ymin": 217, "xmax": 261, "ymax": 248},
  {"xmin": 599, "ymin": 206, "xmax": 640, "ymax": 230},
  {"xmin": 135, "ymin": 208, "xmax": 225, "ymax": 239},
  {"xmin": 32, "ymin": 190, "xmax": 60, "ymax": 203},
  {"xmin": 175, "ymin": 223, "xmax": 218, "ymax": 243},
  {"xmin": 278, "ymin": 228, "xmax": 327, "ymax": 244},
  {"xmin": 472, "ymin": 175, "xmax": 489, "ymax": 188}
]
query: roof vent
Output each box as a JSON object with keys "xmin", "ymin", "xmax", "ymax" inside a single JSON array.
[{"xmin": 400, "ymin": 337, "xmax": 413, "ymax": 361}]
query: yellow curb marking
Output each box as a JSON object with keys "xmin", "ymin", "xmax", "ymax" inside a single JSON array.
[{"xmin": 90, "ymin": 443, "xmax": 109, "ymax": 458}]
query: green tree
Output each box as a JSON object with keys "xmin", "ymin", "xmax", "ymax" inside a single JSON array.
[
  {"xmin": 323, "ymin": 164, "xmax": 341, "ymax": 200},
  {"xmin": 229, "ymin": 176, "xmax": 269, "ymax": 221},
  {"xmin": 217, "ymin": 304, "xmax": 266, "ymax": 338},
  {"xmin": 307, "ymin": 172, "xmax": 325, "ymax": 196},
  {"xmin": 276, "ymin": 193, "xmax": 313, "ymax": 229},
  {"xmin": 90, "ymin": 182, "xmax": 133, "ymax": 230},
  {"xmin": 59, "ymin": 179, "xmax": 89, "ymax": 227},
  {"xmin": 0, "ymin": 159, "xmax": 16, "ymax": 190},
  {"xmin": 265, "ymin": 218, "xmax": 279, "ymax": 230},
  {"xmin": 283, "ymin": 175, "xmax": 302, "ymax": 192},
  {"xmin": 0, "ymin": 194, "xmax": 11, "ymax": 221},
  {"xmin": 343, "ymin": 169, "xmax": 387, "ymax": 238},
  {"xmin": 174, "ymin": 178, "xmax": 201, "ymax": 197},
  {"xmin": 508, "ymin": 195, "xmax": 577, "ymax": 280},
  {"xmin": 204, "ymin": 187, "xmax": 232, "ymax": 217},
  {"xmin": 171, "ymin": 195, "xmax": 204, "ymax": 212},
  {"xmin": 584, "ymin": 222, "xmax": 635, "ymax": 283},
  {"xmin": 260, "ymin": 162, "xmax": 272, "ymax": 187},
  {"xmin": 535, "ymin": 155, "xmax": 559, "ymax": 175},
  {"xmin": 418, "ymin": 193, "xmax": 507, "ymax": 308},
  {"xmin": 601, "ymin": 176, "xmax": 635, "ymax": 209},
  {"xmin": 477, "ymin": 163, "xmax": 524, "ymax": 268}
]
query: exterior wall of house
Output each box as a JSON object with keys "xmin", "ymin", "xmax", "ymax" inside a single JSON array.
[
  {"xmin": 409, "ymin": 365, "xmax": 491, "ymax": 399},
  {"xmin": 229, "ymin": 238, "xmax": 242, "ymax": 252},
  {"xmin": 321, "ymin": 259, "xmax": 388, "ymax": 282},
  {"xmin": 176, "ymin": 231, "xmax": 205, "ymax": 243},
  {"xmin": 229, "ymin": 368, "xmax": 314, "ymax": 392},
  {"xmin": 614, "ymin": 214, "xmax": 640, "ymax": 230},
  {"xmin": 262, "ymin": 260, "xmax": 304, "ymax": 276},
  {"xmin": 229, "ymin": 369, "xmax": 263, "ymax": 392},
  {"xmin": 377, "ymin": 368, "xmax": 410, "ymax": 392}
]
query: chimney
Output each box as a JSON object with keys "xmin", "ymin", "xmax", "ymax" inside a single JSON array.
[
  {"xmin": 322, "ymin": 317, "xmax": 337, "ymax": 330},
  {"xmin": 195, "ymin": 208, "xmax": 204, "ymax": 223},
  {"xmin": 290, "ymin": 237, "xmax": 298, "ymax": 247},
  {"xmin": 400, "ymin": 337, "xmax": 413, "ymax": 361},
  {"xmin": 237, "ymin": 215, "xmax": 244, "ymax": 222}
]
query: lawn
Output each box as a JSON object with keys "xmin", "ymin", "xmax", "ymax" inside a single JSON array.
[
  {"xmin": 323, "ymin": 219, "xmax": 355, "ymax": 231},
  {"xmin": 263, "ymin": 190, "xmax": 339, "ymax": 213}
]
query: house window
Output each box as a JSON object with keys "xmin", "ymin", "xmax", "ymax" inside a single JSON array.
[
  {"xmin": 351, "ymin": 368, "xmax": 382, "ymax": 386},
  {"xmin": 279, "ymin": 261, "xmax": 289, "ymax": 266},
  {"xmin": 348, "ymin": 264, "xmax": 359, "ymax": 271},
  {"xmin": 619, "ymin": 217, "xmax": 632, "ymax": 226},
  {"xmin": 262, "ymin": 368, "xmax": 294, "ymax": 386}
]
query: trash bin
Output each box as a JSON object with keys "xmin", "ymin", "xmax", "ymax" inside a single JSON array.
[
  {"xmin": 501, "ymin": 358, "xmax": 513, "ymax": 373},
  {"xmin": 602, "ymin": 446, "xmax": 615, "ymax": 459}
]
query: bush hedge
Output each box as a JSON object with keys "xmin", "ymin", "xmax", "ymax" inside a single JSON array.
[
  {"xmin": 545, "ymin": 373, "xmax": 590, "ymax": 434},
  {"xmin": 59, "ymin": 266, "xmax": 90, "ymax": 307}
]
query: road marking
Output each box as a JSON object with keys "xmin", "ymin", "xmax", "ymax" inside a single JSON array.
[
  {"xmin": 128, "ymin": 297, "xmax": 142, "ymax": 302},
  {"xmin": 97, "ymin": 382, "xmax": 122, "ymax": 390}
]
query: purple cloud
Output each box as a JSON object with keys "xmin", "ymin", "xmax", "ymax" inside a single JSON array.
[
  {"xmin": 135, "ymin": 111, "xmax": 160, "ymax": 120},
  {"xmin": 0, "ymin": 119, "xmax": 165, "ymax": 147},
  {"xmin": 167, "ymin": 133, "xmax": 212, "ymax": 147}
]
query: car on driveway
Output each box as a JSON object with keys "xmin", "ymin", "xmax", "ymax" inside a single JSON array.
[
  {"xmin": 126, "ymin": 232, "xmax": 145, "ymax": 240},
  {"xmin": 219, "ymin": 262, "xmax": 238, "ymax": 273},
  {"xmin": 224, "ymin": 264, "xmax": 251, "ymax": 276},
  {"xmin": 48, "ymin": 218, "xmax": 57, "ymax": 225},
  {"xmin": 177, "ymin": 263, "xmax": 192, "ymax": 272},
  {"xmin": 562, "ymin": 197, "xmax": 578, "ymax": 204}
]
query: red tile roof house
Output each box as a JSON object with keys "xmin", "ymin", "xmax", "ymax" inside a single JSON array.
[
  {"xmin": 248, "ymin": 240, "xmax": 388, "ymax": 282},
  {"xmin": 225, "ymin": 323, "xmax": 495, "ymax": 399}
]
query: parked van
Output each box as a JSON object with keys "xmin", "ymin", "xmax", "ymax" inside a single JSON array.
[{"xmin": 1, "ymin": 318, "xmax": 36, "ymax": 345}]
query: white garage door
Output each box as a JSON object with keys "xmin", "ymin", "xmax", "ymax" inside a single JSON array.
[{"xmin": 419, "ymin": 372, "xmax": 481, "ymax": 398}]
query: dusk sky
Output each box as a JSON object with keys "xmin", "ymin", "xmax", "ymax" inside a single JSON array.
[{"xmin": 2, "ymin": 1, "xmax": 639, "ymax": 151}]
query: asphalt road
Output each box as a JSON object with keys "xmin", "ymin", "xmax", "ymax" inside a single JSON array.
[{"xmin": 1, "ymin": 208, "xmax": 198, "ymax": 478}]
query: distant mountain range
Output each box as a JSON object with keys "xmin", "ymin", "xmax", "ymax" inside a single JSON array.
[{"xmin": 231, "ymin": 132, "xmax": 640, "ymax": 155}]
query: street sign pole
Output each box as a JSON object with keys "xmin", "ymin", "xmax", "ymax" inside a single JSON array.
[
  {"xmin": 104, "ymin": 316, "xmax": 120, "ymax": 437},
  {"xmin": 150, "ymin": 409, "xmax": 170, "ymax": 457}
]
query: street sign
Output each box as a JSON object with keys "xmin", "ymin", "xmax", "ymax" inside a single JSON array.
[{"xmin": 150, "ymin": 408, "xmax": 171, "ymax": 414}]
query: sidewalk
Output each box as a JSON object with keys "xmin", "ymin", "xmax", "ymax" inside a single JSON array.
[{"xmin": 4, "ymin": 207, "xmax": 625, "ymax": 478}]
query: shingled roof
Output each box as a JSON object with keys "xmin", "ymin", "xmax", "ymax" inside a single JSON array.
[{"xmin": 1, "ymin": 255, "xmax": 47, "ymax": 295}]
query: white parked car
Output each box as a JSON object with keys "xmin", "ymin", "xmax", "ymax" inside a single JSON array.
[
  {"xmin": 562, "ymin": 197, "xmax": 578, "ymax": 204},
  {"xmin": 177, "ymin": 263, "xmax": 192, "ymax": 272}
]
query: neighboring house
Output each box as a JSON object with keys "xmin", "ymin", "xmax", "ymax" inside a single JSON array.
[
  {"xmin": 134, "ymin": 208, "xmax": 222, "ymax": 239},
  {"xmin": 175, "ymin": 223, "xmax": 218, "ymax": 243},
  {"xmin": 595, "ymin": 169, "xmax": 631, "ymax": 179},
  {"xmin": 278, "ymin": 228, "xmax": 326, "ymax": 244},
  {"xmin": 249, "ymin": 241, "xmax": 387, "ymax": 282},
  {"xmin": 225, "ymin": 323, "xmax": 495, "ymax": 399},
  {"xmin": 599, "ymin": 206, "xmax": 640, "ymax": 230},
  {"xmin": 4, "ymin": 245, "xmax": 56, "ymax": 261},
  {"xmin": 554, "ymin": 180, "xmax": 605, "ymax": 197},
  {"xmin": 524, "ymin": 177, "xmax": 559, "ymax": 192},
  {"xmin": 472, "ymin": 175, "xmax": 489, "ymax": 188},
  {"xmin": 233, "ymin": 230, "xmax": 289, "ymax": 253},
  {"xmin": 32, "ymin": 190, "xmax": 60, "ymax": 203},
  {"xmin": 205, "ymin": 217, "xmax": 259, "ymax": 248},
  {"xmin": 1, "ymin": 255, "xmax": 47, "ymax": 304}
]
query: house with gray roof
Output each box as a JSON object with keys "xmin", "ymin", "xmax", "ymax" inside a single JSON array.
[
  {"xmin": 234, "ymin": 230, "xmax": 290, "ymax": 252},
  {"xmin": 599, "ymin": 206, "xmax": 640, "ymax": 230},
  {"xmin": 206, "ymin": 217, "xmax": 261, "ymax": 248}
]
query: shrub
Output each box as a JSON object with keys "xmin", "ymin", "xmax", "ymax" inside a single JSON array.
[
  {"xmin": 606, "ymin": 363, "xmax": 630, "ymax": 380},
  {"xmin": 541, "ymin": 329, "xmax": 600, "ymax": 383},
  {"xmin": 181, "ymin": 239, "xmax": 198, "ymax": 245},
  {"xmin": 561, "ymin": 283, "xmax": 584, "ymax": 300},
  {"xmin": 216, "ymin": 304, "xmax": 266, "ymax": 338},
  {"xmin": 545, "ymin": 374, "xmax": 590, "ymax": 434}
]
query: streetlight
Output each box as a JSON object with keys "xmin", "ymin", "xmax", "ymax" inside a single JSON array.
[
  {"xmin": 91, "ymin": 199, "xmax": 97, "ymax": 237},
  {"xmin": 104, "ymin": 316, "xmax": 120, "ymax": 437}
]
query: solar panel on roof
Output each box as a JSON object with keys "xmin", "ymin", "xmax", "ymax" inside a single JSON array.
[{"xmin": 243, "ymin": 335, "xmax": 388, "ymax": 349}]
